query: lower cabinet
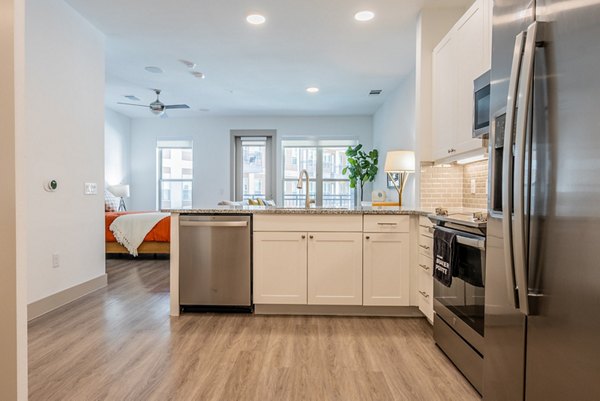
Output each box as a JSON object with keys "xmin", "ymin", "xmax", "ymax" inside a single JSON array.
[
  {"xmin": 253, "ymin": 232, "xmax": 307, "ymax": 304},
  {"xmin": 254, "ymin": 231, "xmax": 363, "ymax": 305},
  {"xmin": 363, "ymin": 233, "xmax": 410, "ymax": 306},
  {"xmin": 307, "ymin": 232, "xmax": 363, "ymax": 305}
]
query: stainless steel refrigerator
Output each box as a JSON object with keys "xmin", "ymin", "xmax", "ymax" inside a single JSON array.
[{"xmin": 485, "ymin": 0, "xmax": 600, "ymax": 400}]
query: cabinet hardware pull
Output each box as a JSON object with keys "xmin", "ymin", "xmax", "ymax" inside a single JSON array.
[
  {"xmin": 365, "ymin": 236, "xmax": 370, "ymax": 240},
  {"xmin": 419, "ymin": 264, "xmax": 430, "ymax": 270},
  {"xmin": 301, "ymin": 235, "xmax": 306, "ymax": 239},
  {"xmin": 309, "ymin": 235, "xmax": 314, "ymax": 239},
  {"xmin": 377, "ymin": 222, "xmax": 397, "ymax": 225},
  {"xmin": 419, "ymin": 290, "xmax": 430, "ymax": 298},
  {"xmin": 419, "ymin": 244, "xmax": 430, "ymax": 250}
]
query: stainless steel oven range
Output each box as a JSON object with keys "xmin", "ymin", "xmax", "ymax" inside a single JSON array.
[{"xmin": 428, "ymin": 213, "xmax": 486, "ymax": 394}]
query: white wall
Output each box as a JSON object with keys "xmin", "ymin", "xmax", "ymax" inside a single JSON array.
[
  {"xmin": 372, "ymin": 71, "xmax": 417, "ymax": 207},
  {"xmin": 105, "ymin": 108, "xmax": 131, "ymax": 206},
  {"xmin": 129, "ymin": 116, "xmax": 373, "ymax": 210},
  {"xmin": 24, "ymin": 0, "xmax": 106, "ymax": 303}
]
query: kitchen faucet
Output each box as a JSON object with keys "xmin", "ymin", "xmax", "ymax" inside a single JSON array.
[{"xmin": 296, "ymin": 169, "xmax": 313, "ymax": 208}]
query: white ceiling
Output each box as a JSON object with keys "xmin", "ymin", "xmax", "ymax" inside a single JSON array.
[{"xmin": 65, "ymin": 0, "xmax": 470, "ymax": 118}]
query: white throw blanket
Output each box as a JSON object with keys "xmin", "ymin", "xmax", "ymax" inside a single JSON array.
[{"xmin": 109, "ymin": 212, "xmax": 169, "ymax": 256}]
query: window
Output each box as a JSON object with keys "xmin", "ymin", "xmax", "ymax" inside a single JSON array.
[
  {"xmin": 158, "ymin": 140, "xmax": 193, "ymax": 209},
  {"xmin": 233, "ymin": 133, "xmax": 274, "ymax": 201},
  {"xmin": 282, "ymin": 140, "xmax": 356, "ymax": 208}
]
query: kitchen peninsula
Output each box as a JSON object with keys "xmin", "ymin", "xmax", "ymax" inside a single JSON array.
[{"xmin": 168, "ymin": 206, "xmax": 435, "ymax": 321}]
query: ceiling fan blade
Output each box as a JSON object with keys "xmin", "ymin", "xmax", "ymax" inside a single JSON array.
[
  {"xmin": 164, "ymin": 104, "xmax": 190, "ymax": 110},
  {"xmin": 117, "ymin": 102, "xmax": 150, "ymax": 108}
]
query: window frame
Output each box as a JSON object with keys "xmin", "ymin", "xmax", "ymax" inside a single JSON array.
[
  {"xmin": 282, "ymin": 140, "xmax": 357, "ymax": 208},
  {"xmin": 230, "ymin": 130, "xmax": 277, "ymax": 202},
  {"xmin": 157, "ymin": 145, "xmax": 193, "ymax": 210}
]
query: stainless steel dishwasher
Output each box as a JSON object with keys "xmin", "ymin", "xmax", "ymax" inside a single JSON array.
[{"xmin": 179, "ymin": 214, "xmax": 252, "ymax": 312}]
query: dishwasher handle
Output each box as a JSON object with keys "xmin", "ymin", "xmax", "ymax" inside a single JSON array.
[{"xmin": 180, "ymin": 221, "xmax": 248, "ymax": 228}]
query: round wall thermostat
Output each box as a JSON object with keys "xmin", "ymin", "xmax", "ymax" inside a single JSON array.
[{"xmin": 44, "ymin": 180, "xmax": 58, "ymax": 192}]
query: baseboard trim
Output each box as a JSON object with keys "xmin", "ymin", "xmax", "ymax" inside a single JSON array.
[
  {"xmin": 28, "ymin": 274, "xmax": 108, "ymax": 321},
  {"xmin": 254, "ymin": 304, "xmax": 424, "ymax": 317}
]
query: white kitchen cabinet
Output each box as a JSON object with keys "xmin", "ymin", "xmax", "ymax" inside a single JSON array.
[
  {"xmin": 432, "ymin": 32, "xmax": 459, "ymax": 161},
  {"xmin": 253, "ymin": 232, "xmax": 307, "ymax": 304},
  {"xmin": 431, "ymin": 0, "xmax": 491, "ymax": 161},
  {"xmin": 363, "ymin": 233, "xmax": 410, "ymax": 306},
  {"xmin": 417, "ymin": 217, "xmax": 435, "ymax": 323},
  {"xmin": 307, "ymin": 232, "xmax": 363, "ymax": 305}
]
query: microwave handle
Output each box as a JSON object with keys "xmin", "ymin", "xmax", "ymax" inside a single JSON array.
[
  {"xmin": 512, "ymin": 22, "xmax": 539, "ymax": 316},
  {"xmin": 502, "ymin": 30, "xmax": 526, "ymax": 310}
]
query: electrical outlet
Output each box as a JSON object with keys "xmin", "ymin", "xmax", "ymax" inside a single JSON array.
[
  {"xmin": 52, "ymin": 253, "xmax": 60, "ymax": 268},
  {"xmin": 471, "ymin": 179, "xmax": 476, "ymax": 194}
]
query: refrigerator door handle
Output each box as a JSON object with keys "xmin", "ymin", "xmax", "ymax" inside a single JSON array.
[
  {"xmin": 502, "ymin": 30, "xmax": 526, "ymax": 310},
  {"xmin": 513, "ymin": 21, "xmax": 539, "ymax": 316}
]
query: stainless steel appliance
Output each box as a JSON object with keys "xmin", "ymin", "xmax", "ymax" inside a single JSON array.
[
  {"xmin": 179, "ymin": 215, "xmax": 252, "ymax": 312},
  {"xmin": 473, "ymin": 70, "xmax": 491, "ymax": 138},
  {"xmin": 486, "ymin": 1, "xmax": 600, "ymax": 400},
  {"xmin": 429, "ymin": 213, "xmax": 487, "ymax": 394}
]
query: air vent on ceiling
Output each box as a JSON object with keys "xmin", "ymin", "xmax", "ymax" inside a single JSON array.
[
  {"xmin": 124, "ymin": 95, "xmax": 140, "ymax": 101},
  {"xmin": 369, "ymin": 89, "xmax": 383, "ymax": 95}
]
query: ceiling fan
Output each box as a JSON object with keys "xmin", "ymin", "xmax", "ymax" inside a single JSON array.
[{"xmin": 117, "ymin": 89, "xmax": 190, "ymax": 118}]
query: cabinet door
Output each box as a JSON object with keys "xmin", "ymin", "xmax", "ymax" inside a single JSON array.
[
  {"xmin": 253, "ymin": 232, "xmax": 307, "ymax": 304},
  {"xmin": 432, "ymin": 32, "xmax": 458, "ymax": 160},
  {"xmin": 307, "ymin": 232, "xmax": 363, "ymax": 305},
  {"xmin": 363, "ymin": 233, "xmax": 410, "ymax": 306},
  {"xmin": 454, "ymin": 0, "xmax": 487, "ymax": 155}
]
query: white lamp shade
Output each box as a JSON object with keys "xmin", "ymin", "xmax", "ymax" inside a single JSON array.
[
  {"xmin": 384, "ymin": 150, "xmax": 415, "ymax": 173},
  {"xmin": 109, "ymin": 184, "xmax": 130, "ymax": 198}
]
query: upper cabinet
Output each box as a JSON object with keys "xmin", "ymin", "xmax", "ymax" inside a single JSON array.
[{"xmin": 431, "ymin": 0, "xmax": 492, "ymax": 161}]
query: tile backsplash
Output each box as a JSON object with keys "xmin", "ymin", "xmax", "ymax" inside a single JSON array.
[
  {"xmin": 463, "ymin": 160, "xmax": 489, "ymax": 209},
  {"xmin": 420, "ymin": 159, "xmax": 488, "ymax": 210}
]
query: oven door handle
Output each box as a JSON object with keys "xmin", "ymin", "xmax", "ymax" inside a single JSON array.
[{"xmin": 456, "ymin": 235, "xmax": 486, "ymax": 251}]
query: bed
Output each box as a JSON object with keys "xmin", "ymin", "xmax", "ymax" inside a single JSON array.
[{"xmin": 105, "ymin": 211, "xmax": 171, "ymax": 255}]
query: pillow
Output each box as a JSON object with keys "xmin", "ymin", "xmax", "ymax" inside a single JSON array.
[
  {"xmin": 257, "ymin": 198, "xmax": 266, "ymax": 206},
  {"xmin": 264, "ymin": 199, "xmax": 276, "ymax": 207},
  {"xmin": 247, "ymin": 199, "xmax": 259, "ymax": 206},
  {"xmin": 105, "ymin": 189, "xmax": 120, "ymax": 212}
]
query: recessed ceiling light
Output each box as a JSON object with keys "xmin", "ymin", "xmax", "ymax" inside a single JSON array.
[
  {"xmin": 144, "ymin": 66, "xmax": 164, "ymax": 74},
  {"xmin": 306, "ymin": 87, "xmax": 320, "ymax": 93},
  {"xmin": 191, "ymin": 71, "xmax": 205, "ymax": 79},
  {"xmin": 354, "ymin": 10, "xmax": 375, "ymax": 22},
  {"xmin": 246, "ymin": 14, "xmax": 266, "ymax": 25}
]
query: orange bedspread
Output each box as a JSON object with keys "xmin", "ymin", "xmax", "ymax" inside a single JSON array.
[{"xmin": 105, "ymin": 212, "xmax": 171, "ymax": 243}]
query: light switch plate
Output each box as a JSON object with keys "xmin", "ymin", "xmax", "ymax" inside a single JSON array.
[
  {"xmin": 470, "ymin": 179, "xmax": 476, "ymax": 194},
  {"xmin": 84, "ymin": 183, "xmax": 98, "ymax": 195}
]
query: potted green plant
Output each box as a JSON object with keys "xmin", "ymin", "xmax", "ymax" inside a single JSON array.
[{"xmin": 342, "ymin": 144, "xmax": 379, "ymax": 203}]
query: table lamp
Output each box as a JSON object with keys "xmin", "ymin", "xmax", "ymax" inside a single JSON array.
[
  {"xmin": 109, "ymin": 184, "xmax": 130, "ymax": 211},
  {"xmin": 384, "ymin": 150, "xmax": 415, "ymax": 207}
]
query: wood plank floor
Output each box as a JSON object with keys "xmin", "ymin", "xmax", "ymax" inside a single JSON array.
[{"xmin": 29, "ymin": 258, "xmax": 480, "ymax": 401}]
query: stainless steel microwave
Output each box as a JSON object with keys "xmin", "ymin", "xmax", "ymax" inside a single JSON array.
[{"xmin": 473, "ymin": 70, "xmax": 490, "ymax": 138}]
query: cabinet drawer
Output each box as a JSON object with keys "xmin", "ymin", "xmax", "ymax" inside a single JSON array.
[
  {"xmin": 254, "ymin": 214, "xmax": 362, "ymax": 232},
  {"xmin": 363, "ymin": 215, "xmax": 409, "ymax": 233},
  {"xmin": 419, "ymin": 225, "xmax": 434, "ymax": 238},
  {"xmin": 418, "ymin": 235, "xmax": 433, "ymax": 258},
  {"xmin": 419, "ymin": 216, "xmax": 433, "ymax": 228},
  {"xmin": 417, "ymin": 253, "xmax": 433, "ymax": 274}
]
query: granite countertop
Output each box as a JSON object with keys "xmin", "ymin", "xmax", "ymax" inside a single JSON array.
[{"xmin": 164, "ymin": 206, "xmax": 431, "ymax": 216}]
